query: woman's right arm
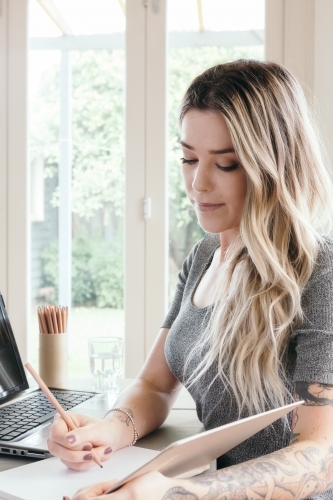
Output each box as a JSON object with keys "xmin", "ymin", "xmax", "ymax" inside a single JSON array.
[{"xmin": 47, "ymin": 327, "xmax": 182, "ymax": 470}]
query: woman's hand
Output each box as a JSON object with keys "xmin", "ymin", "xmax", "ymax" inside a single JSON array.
[
  {"xmin": 64, "ymin": 472, "xmax": 192, "ymax": 500},
  {"xmin": 48, "ymin": 412, "xmax": 124, "ymax": 471}
]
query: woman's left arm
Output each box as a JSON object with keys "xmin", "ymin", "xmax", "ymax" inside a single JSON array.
[
  {"xmin": 67, "ymin": 381, "xmax": 333, "ymax": 500},
  {"xmin": 176, "ymin": 381, "xmax": 333, "ymax": 500},
  {"xmin": 175, "ymin": 381, "xmax": 333, "ymax": 500}
]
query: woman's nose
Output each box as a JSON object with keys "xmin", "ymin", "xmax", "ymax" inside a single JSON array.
[{"xmin": 192, "ymin": 164, "xmax": 213, "ymax": 193}]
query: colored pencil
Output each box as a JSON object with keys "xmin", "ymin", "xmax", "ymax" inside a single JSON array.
[
  {"xmin": 25, "ymin": 362, "xmax": 103, "ymax": 468},
  {"xmin": 37, "ymin": 305, "xmax": 68, "ymax": 334}
]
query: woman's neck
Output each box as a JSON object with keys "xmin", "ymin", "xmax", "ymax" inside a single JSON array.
[{"xmin": 218, "ymin": 227, "xmax": 241, "ymax": 262}]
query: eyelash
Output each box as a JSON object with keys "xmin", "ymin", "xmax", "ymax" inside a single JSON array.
[{"xmin": 180, "ymin": 158, "xmax": 239, "ymax": 172}]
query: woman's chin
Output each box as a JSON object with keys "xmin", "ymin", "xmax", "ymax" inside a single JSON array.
[
  {"xmin": 196, "ymin": 215, "xmax": 240, "ymax": 235},
  {"xmin": 196, "ymin": 221, "xmax": 226, "ymax": 234}
]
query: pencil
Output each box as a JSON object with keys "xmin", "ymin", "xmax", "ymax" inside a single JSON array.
[
  {"xmin": 45, "ymin": 307, "xmax": 54, "ymax": 334},
  {"xmin": 24, "ymin": 362, "xmax": 103, "ymax": 468},
  {"xmin": 38, "ymin": 307, "xmax": 48, "ymax": 334},
  {"xmin": 57, "ymin": 307, "xmax": 64, "ymax": 333},
  {"xmin": 50, "ymin": 306, "xmax": 59, "ymax": 334}
]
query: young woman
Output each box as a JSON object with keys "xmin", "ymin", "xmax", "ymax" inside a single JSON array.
[{"xmin": 49, "ymin": 60, "xmax": 333, "ymax": 500}]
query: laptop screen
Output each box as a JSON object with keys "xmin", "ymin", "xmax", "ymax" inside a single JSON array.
[{"xmin": 0, "ymin": 294, "xmax": 29, "ymax": 402}]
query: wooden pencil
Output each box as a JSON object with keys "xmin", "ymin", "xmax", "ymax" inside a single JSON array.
[
  {"xmin": 45, "ymin": 307, "xmax": 54, "ymax": 334},
  {"xmin": 38, "ymin": 307, "xmax": 48, "ymax": 334},
  {"xmin": 25, "ymin": 362, "xmax": 103, "ymax": 469},
  {"xmin": 37, "ymin": 313, "xmax": 42, "ymax": 333},
  {"xmin": 38, "ymin": 305, "xmax": 68, "ymax": 334},
  {"xmin": 51, "ymin": 306, "xmax": 59, "ymax": 334},
  {"xmin": 57, "ymin": 307, "xmax": 64, "ymax": 333}
]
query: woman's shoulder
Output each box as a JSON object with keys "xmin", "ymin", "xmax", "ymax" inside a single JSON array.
[
  {"xmin": 315, "ymin": 235, "xmax": 333, "ymax": 269},
  {"xmin": 181, "ymin": 233, "xmax": 220, "ymax": 276},
  {"xmin": 189, "ymin": 232, "xmax": 220, "ymax": 260},
  {"xmin": 304, "ymin": 235, "xmax": 333, "ymax": 289}
]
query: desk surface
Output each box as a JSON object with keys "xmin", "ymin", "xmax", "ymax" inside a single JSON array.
[{"xmin": 0, "ymin": 382, "xmax": 201, "ymax": 478}]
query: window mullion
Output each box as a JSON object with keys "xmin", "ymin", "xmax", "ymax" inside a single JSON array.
[
  {"xmin": 125, "ymin": 0, "xmax": 147, "ymax": 377},
  {"xmin": 145, "ymin": 0, "xmax": 167, "ymax": 358}
]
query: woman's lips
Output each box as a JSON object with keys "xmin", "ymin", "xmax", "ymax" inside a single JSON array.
[{"xmin": 196, "ymin": 202, "xmax": 225, "ymax": 212}]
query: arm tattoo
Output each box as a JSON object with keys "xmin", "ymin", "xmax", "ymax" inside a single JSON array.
[
  {"xmin": 114, "ymin": 408, "xmax": 134, "ymax": 427},
  {"xmin": 177, "ymin": 444, "xmax": 333, "ymax": 499},
  {"xmin": 290, "ymin": 408, "xmax": 300, "ymax": 444},
  {"xmin": 158, "ymin": 382, "xmax": 333, "ymax": 500},
  {"xmin": 295, "ymin": 381, "xmax": 333, "ymax": 406},
  {"xmin": 161, "ymin": 486, "xmax": 199, "ymax": 500}
]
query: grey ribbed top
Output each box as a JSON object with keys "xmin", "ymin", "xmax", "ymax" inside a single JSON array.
[{"xmin": 163, "ymin": 233, "xmax": 333, "ymax": 500}]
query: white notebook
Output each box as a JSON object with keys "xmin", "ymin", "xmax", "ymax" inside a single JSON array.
[
  {"xmin": 0, "ymin": 401, "xmax": 302, "ymax": 500},
  {"xmin": 0, "ymin": 447, "xmax": 159, "ymax": 500}
]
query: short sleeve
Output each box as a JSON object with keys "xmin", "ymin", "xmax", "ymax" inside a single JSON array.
[
  {"xmin": 161, "ymin": 239, "xmax": 203, "ymax": 329},
  {"xmin": 293, "ymin": 238, "xmax": 333, "ymax": 384}
]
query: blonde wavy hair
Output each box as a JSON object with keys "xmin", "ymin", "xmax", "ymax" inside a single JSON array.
[{"xmin": 180, "ymin": 60, "xmax": 333, "ymax": 415}]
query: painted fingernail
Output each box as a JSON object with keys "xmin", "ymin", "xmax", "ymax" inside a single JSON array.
[
  {"xmin": 83, "ymin": 444, "xmax": 92, "ymax": 451},
  {"xmin": 66, "ymin": 435, "xmax": 76, "ymax": 444},
  {"xmin": 104, "ymin": 447, "xmax": 112, "ymax": 455},
  {"xmin": 83, "ymin": 453, "xmax": 93, "ymax": 461}
]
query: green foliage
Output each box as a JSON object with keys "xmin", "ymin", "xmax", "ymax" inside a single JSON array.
[
  {"xmin": 88, "ymin": 236, "xmax": 123, "ymax": 308},
  {"xmin": 29, "ymin": 52, "xmax": 60, "ymax": 178},
  {"xmin": 71, "ymin": 236, "xmax": 95, "ymax": 305},
  {"xmin": 41, "ymin": 233, "xmax": 123, "ymax": 308},
  {"xmin": 40, "ymin": 240, "xmax": 58, "ymax": 302},
  {"xmin": 70, "ymin": 50, "xmax": 125, "ymax": 219}
]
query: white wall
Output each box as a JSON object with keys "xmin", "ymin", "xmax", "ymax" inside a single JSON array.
[
  {"xmin": 314, "ymin": 0, "xmax": 333, "ymax": 166},
  {"xmin": 266, "ymin": 0, "xmax": 333, "ymax": 172},
  {"xmin": 0, "ymin": 0, "xmax": 8, "ymax": 300},
  {"xmin": 0, "ymin": 0, "xmax": 29, "ymax": 362}
]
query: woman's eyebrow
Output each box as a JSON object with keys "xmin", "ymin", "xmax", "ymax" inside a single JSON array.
[{"xmin": 180, "ymin": 140, "xmax": 235, "ymax": 155}]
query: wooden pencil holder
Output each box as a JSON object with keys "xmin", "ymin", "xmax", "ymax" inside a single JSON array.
[{"xmin": 39, "ymin": 333, "xmax": 68, "ymax": 388}]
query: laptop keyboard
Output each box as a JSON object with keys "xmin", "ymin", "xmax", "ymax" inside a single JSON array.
[{"xmin": 0, "ymin": 390, "xmax": 95, "ymax": 441}]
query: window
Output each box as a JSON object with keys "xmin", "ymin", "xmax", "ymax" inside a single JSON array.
[
  {"xmin": 1, "ymin": 0, "xmax": 265, "ymax": 380},
  {"xmin": 29, "ymin": 0, "xmax": 126, "ymax": 379}
]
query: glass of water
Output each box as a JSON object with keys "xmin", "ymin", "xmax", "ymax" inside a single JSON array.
[{"xmin": 88, "ymin": 337, "xmax": 124, "ymax": 400}]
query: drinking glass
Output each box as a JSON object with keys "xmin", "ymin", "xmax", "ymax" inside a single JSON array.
[{"xmin": 88, "ymin": 337, "xmax": 124, "ymax": 400}]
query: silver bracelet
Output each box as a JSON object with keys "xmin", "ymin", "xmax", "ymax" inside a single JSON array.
[{"xmin": 104, "ymin": 407, "xmax": 139, "ymax": 446}]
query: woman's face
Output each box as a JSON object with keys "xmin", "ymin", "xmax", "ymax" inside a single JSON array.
[{"xmin": 180, "ymin": 109, "xmax": 247, "ymax": 235}]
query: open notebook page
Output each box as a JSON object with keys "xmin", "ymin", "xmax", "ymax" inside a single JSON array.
[{"xmin": 0, "ymin": 446, "xmax": 158, "ymax": 500}]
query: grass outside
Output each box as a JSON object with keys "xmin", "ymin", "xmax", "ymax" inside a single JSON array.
[{"xmin": 30, "ymin": 307, "xmax": 124, "ymax": 380}]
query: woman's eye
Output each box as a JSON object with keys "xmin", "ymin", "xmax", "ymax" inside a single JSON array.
[
  {"xmin": 180, "ymin": 157, "xmax": 197, "ymax": 165},
  {"xmin": 216, "ymin": 163, "xmax": 239, "ymax": 172},
  {"xmin": 180, "ymin": 158, "xmax": 239, "ymax": 171}
]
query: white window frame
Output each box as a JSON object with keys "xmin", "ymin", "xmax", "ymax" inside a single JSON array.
[
  {"xmin": 0, "ymin": 0, "xmax": 167, "ymax": 376},
  {"xmin": 125, "ymin": 0, "xmax": 167, "ymax": 376}
]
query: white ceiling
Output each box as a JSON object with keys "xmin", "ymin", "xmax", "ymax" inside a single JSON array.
[{"xmin": 29, "ymin": 0, "xmax": 264, "ymax": 38}]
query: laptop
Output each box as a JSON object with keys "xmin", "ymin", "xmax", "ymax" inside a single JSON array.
[{"xmin": 0, "ymin": 293, "xmax": 106, "ymax": 459}]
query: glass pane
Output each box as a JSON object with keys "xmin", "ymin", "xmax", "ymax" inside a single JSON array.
[
  {"xmin": 29, "ymin": 0, "xmax": 125, "ymax": 381},
  {"xmin": 168, "ymin": 0, "xmax": 265, "ymax": 304}
]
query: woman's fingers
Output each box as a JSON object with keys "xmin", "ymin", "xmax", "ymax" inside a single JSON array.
[
  {"xmin": 50, "ymin": 413, "xmax": 109, "ymax": 448},
  {"xmin": 48, "ymin": 414, "xmax": 116, "ymax": 470},
  {"xmin": 68, "ymin": 480, "xmax": 118, "ymax": 500},
  {"xmin": 49, "ymin": 413, "xmax": 113, "ymax": 448},
  {"xmin": 68, "ymin": 472, "xmax": 175, "ymax": 500},
  {"xmin": 49, "ymin": 443, "xmax": 113, "ymax": 470}
]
